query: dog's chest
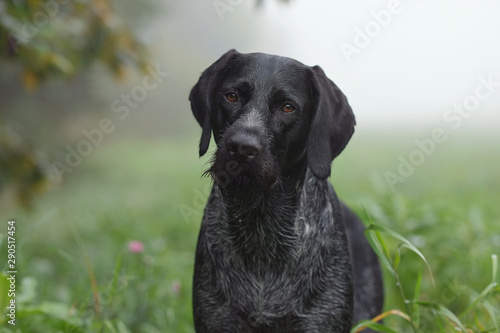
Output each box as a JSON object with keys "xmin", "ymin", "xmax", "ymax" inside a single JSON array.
[
  {"xmin": 224, "ymin": 265, "xmax": 303, "ymax": 326},
  {"xmin": 200, "ymin": 179, "xmax": 338, "ymax": 327}
]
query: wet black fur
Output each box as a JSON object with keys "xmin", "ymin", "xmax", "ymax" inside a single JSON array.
[{"xmin": 189, "ymin": 50, "xmax": 383, "ymax": 332}]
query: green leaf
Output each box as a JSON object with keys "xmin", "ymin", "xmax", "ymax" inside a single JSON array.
[
  {"xmin": 393, "ymin": 247, "xmax": 401, "ymax": 271},
  {"xmin": 376, "ymin": 229, "xmax": 392, "ymax": 261},
  {"xmin": 104, "ymin": 320, "xmax": 118, "ymax": 333},
  {"xmin": 414, "ymin": 301, "xmax": 468, "ymax": 332},
  {"xmin": 17, "ymin": 301, "xmax": 84, "ymax": 331},
  {"xmin": 365, "ymin": 226, "xmax": 395, "ymax": 276},
  {"xmin": 460, "ymin": 255, "xmax": 499, "ymax": 317},
  {"xmin": 115, "ymin": 319, "xmax": 132, "ymax": 333},
  {"xmin": 21, "ymin": 301, "xmax": 69, "ymax": 318},
  {"xmin": 366, "ymin": 224, "xmax": 435, "ymax": 286},
  {"xmin": 480, "ymin": 301, "xmax": 498, "ymax": 332},
  {"xmin": 16, "ymin": 277, "xmax": 37, "ymax": 304},
  {"xmin": 460, "ymin": 282, "xmax": 498, "ymax": 317},
  {"xmin": 46, "ymin": 52, "xmax": 74, "ymax": 75}
]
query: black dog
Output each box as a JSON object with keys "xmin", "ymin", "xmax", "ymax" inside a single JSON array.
[{"xmin": 189, "ymin": 50, "xmax": 383, "ymax": 332}]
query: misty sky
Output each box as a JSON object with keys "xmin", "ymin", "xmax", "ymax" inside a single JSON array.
[{"xmin": 155, "ymin": 0, "xmax": 500, "ymax": 131}]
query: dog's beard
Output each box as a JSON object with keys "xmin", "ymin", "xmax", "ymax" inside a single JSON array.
[{"xmin": 205, "ymin": 147, "xmax": 278, "ymax": 195}]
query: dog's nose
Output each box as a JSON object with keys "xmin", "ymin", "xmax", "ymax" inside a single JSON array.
[{"xmin": 226, "ymin": 133, "xmax": 262, "ymax": 162}]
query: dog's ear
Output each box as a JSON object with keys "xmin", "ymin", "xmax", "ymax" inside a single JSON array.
[
  {"xmin": 307, "ymin": 65, "xmax": 356, "ymax": 179},
  {"xmin": 189, "ymin": 49, "xmax": 239, "ymax": 157}
]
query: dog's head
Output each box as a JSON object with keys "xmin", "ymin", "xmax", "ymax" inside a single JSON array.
[{"xmin": 189, "ymin": 49, "xmax": 355, "ymax": 189}]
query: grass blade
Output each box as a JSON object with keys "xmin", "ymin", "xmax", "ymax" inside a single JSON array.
[
  {"xmin": 61, "ymin": 209, "xmax": 102, "ymax": 317},
  {"xmin": 115, "ymin": 319, "xmax": 132, "ymax": 333},
  {"xmin": 375, "ymin": 229, "xmax": 392, "ymax": 263},
  {"xmin": 361, "ymin": 208, "xmax": 394, "ymax": 274},
  {"xmin": 393, "ymin": 247, "xmax": 401, "ymax": 271},
  {"xmin": 481, "ymin": 301, "xmax": 498, "ymax": 332},
  {"xmin": 415, "ymin": 301, "xmax": 468, "ymax": 332},
  {"xmin": 107, "ymin": 255, "xmax": 123, "ymax": 306},
  {"xmin": 351, "ymin": 321, "xmax": 399, "ymax": 333},
  {"xmin": 460, "ymin": 282, "xmax": 497, "ymax": 317},
  {"xmin": 366, "ymin": 224, "xmax": 435, "ymax": 286},
  {"xmin": 491, "ymin": 254, "xmax": 498, "ymax": 284},
  {"xmin": 104, "ymin": 320, "xmax": 118, "ymax": 333},
  {"xmin": 412, "ymin": 269, "xmax": 423, "ymax": 328},
  {"xmin": 365, "ymin": 227, "xmax": 395, "ymax": 276},
  {"xmin": 351, "ymin": 310, "xmax": 411, "ymax": 333},
  {"xmin": 460, "ymin": 255, "xmax": 499, "ymax": 317}
]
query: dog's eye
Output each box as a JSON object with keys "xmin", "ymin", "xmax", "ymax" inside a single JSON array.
[
  {"xmin": 282, "ymin": 104, "xmax": 295, "ymax": 113},
  {"xmin": 225, "ymin": 92, "xmax": 238, "ymax": 102}
]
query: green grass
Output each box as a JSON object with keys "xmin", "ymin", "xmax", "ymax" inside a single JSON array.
[{"xmin": 1, "ymin": 132, "xmax": 499, "ymax": 332}]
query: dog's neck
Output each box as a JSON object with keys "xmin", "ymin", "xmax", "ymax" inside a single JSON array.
[{"xmin": 214, "ymin": 164, "xmax": 325, "ymax": 268}]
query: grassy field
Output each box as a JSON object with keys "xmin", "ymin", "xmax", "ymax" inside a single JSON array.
[{"xmin": 1, "ymin": 130, "xmax": 499, "ymax": 332}]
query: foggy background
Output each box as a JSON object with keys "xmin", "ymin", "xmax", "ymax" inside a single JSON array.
[
  {"xmin": 4, "ymin": 0, "xmax": 499, "ymax": 148},
  {"xmin": 156, "ymin": 0, "xmax": 500, "ymax": 134},
  {"xmin": 1, "ymin": 1, "xmax": 500, "ymax": 331}
]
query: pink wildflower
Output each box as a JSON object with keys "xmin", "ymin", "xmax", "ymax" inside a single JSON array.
[
  {"xmin": 128, "ymin": 240, "xmax": 144, "ymax": 253},
  {"xmin": 172, "ymin": 280, "xmax": 181, "ymax": 296}
]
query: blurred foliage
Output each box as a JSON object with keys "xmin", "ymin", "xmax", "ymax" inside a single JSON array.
[
  {"xmin": 0, "ymin": 0, "xmax": 148, "ymax": 87},
  {"xmin": 0, "ymin": 124, "xmax": 48, "ymax": 207},
  {"xmin": 0, "ymin": 0, "xmax": 290, "ymax": 208},
  {"xmin": 0, "ymin": 0, "xmax": 149, "ymax": 207}
]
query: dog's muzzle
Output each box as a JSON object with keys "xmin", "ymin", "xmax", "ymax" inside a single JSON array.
[{"xmin": 209, "ymin": 127, "xmax": 277, "ymax": 190}]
